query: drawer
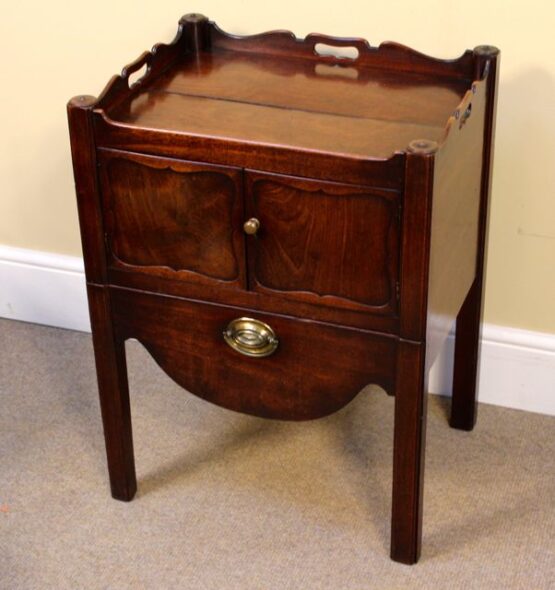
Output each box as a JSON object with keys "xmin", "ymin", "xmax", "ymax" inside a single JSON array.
[
  {"xmin": 245, "ymin": 171, "xmax": 400, "ymax": 315},
  {"xmin": 110, "ymin": 287, "xmax": 397, "ymax": 420},
  {"xmin": 98, "ymin": 149, "xmax": 246, "ymax": 289}
]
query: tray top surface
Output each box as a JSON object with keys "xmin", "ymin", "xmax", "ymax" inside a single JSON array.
[{"xmin": 106, "ymin": 49, "xmax": 471, "ymax": 159}]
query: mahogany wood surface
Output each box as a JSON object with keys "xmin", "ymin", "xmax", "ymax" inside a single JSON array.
[
  {"xmin": 106, "ymin": 48, "xmax": 469, "ymax": 159},
  {"xmin": 111, "ymin": 286, "xmax": 397, "ymax": 420},
  {"xmin": 425, "ymin": 78, "xmax": 486, "ymax": 371},
  {"xmin": 391, "ymin": 340, "xmax": 427, "ymax": 564},
  {"xmin": 93, "ymin": 116, "xmax": 406, "ymax": 187},
  {"xmin": 109, "ymin": 90, "xmax": 447, "ymax": 159},
  {"xmin": 245, "ymin": 171, "xmax": 399, "ymax": 314},
  {"xmin": 398, "ymin": 146, "xmax": 435, "ymax": 342},
  {"xmin": 67, "ymin": 13, "xmax": 500, "ymax": 565},
  {"xmin": 67, "ymin": 96, "xmax": 107, "ymax": 283},
  {"xmin": 106, "ymin": 262, "xmax": 400, "ymax": 334},
  {"xmin": 451, "ymin": 47, "xmax": 501, "ymax": 430},
  {"xmin": 98, "ymin": 149, "xmax": 245, "ymax": 288},
  {"xmin": 87, "ymin": 285, "xmax": 136, "ymax": 501},
  {"xmin": 207, "ymin": 20, "xmax": 476, "ymax": 80},
  {"xmin": 151, "ymin": 52, "xmax": 470, "ymax": 126}
]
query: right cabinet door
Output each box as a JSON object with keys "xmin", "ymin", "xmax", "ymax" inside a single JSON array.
[{"xmin": 245, "ymin": 171, "xmax": 400, "ymax": 316}]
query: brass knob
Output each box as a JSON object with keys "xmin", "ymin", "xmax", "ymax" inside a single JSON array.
[
  {"xmin": 243, "ymin": 218, "xmax": 260, "ymax": 235},
  {"xmin": 223, "ymin": 317, "xmax": 279, "ymax": 358}
]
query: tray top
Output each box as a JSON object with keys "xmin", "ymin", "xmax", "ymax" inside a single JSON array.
[
  {"xmin": 106, "ymin": 50, "xmax": 469, "ymax": 159},
  {"xmin": 94, "ymin": 16, "xmax": 477, "ymax": 161}
]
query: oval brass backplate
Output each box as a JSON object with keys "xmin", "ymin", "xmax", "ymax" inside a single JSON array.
[{"xmin": 223, "ymin": 317, "xmax": 279, "ymax": 358}]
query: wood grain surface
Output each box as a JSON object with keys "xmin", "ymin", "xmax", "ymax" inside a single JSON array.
[
  {"xmin": 111, "ymin": 286, "xmax": 397, "ymax": 420},
  {"xmin": 246, "ymin": 172, "xmax": 399, "ymax": 313},
  {"xmin": 67, "ymin": 14, "xmax": 500, "ymax": 565},
  {"xmin": 99, "ymin": 150, "xmax": 246, "ymax": 288}
]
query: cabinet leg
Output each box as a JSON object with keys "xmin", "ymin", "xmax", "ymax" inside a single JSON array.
[
  {"xmin": 450, "ymin": 280, "xmax": 482, "ymax": 431},
  {"xmin": 88, "ymin": 285, "xmax": 137, "ymax": 501},
  {"xmin": 391, "ymin": 342, "xmax": 427, "ymax": 564}
]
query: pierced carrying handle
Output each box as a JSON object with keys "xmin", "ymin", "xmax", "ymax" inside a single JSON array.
[
  {"xmin": 306, "ymin": 33, "xmax": 371, "ymax": 61},
  {"xmin": 121, "ymin": 51, "xmax": 152, "ymax": 88}
]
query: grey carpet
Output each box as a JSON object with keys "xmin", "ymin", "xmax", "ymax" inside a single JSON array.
[{"xmin": 0, "ymin": 318, "xmax": 554, "ymax": 589}]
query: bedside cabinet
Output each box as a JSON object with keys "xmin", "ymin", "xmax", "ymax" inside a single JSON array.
[{"xmin": 67, "ymin": 13, "xmax": 499, "ymax": 564}]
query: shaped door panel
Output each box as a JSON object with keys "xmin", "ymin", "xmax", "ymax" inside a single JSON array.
[{"xmin": 98, "ymin": 149, "xmax": 245, "ymax": 288}]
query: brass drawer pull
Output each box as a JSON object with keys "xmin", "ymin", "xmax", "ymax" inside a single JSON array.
[
  {"xmin": 243, "ymin": 217, "xmax": 260, "ymax": 235},
  {"xmin": 223, "ymin": 317, "xmax": 279, "ymax": 357}
]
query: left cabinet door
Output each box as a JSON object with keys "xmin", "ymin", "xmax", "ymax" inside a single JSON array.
[{"xmin": 98, "ymin": 150, "xmax": 246, "ymax": 289}]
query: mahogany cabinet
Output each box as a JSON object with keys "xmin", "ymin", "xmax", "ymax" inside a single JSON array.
[{"xmin": 67, "ymin": 14, "xmax": 499, "ymax": 564}]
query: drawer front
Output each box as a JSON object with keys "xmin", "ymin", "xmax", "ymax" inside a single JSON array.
[
  {"xmin": 111, "ymin": 287, "xmax": 397, "ymax": 420},
  {"xmin": 245, "ymin": 171, "xmax": 400, "ymax": 315},
  {"xmin": 98, "ymin": 149, "xmax": 246, "ymax": 289}
]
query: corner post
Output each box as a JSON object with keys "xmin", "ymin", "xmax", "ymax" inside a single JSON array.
[
  {"xmin": 391, "ymin": 340, "xmax": 429, "ymax": 564},
  {"xmin": 179, "ymin": 13, "xmax": 211, "ymax": 56},
  {"xmin": 67, "ymin": 95, "xmax": 107, "ymax": 283},
  {"xmin": 391, "ymin": 139, "xmax": 437, "ymax": 564},
  {"xmin": 450, "ymin": 46, "xmax": 500, "ymax": 431},
  {"xmin": 67, "ymin": 95, "xmax": 136, "ymax": 500},
  {"xmin": 87, "ymin": 285, "xmax": 136, "ymax": 501}
]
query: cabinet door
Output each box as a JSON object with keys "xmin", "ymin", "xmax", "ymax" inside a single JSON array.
[
  {"xmin": 98, "ymin": 150, "xmax": 245, "ymax": 289},
  {"xmin": 245, "ymin": 171, "xmax": 400, "ymax": 315}
]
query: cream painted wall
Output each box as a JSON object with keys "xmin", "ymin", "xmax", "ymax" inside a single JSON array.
[{"xmin": 1, "ymin": 1, "xmax": 554, "ymax": 333}]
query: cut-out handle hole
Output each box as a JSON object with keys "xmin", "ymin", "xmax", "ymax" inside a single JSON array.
[
  {"xmin": 128, "ymin": 63, "xmax": 148, "ymax": 88},
  {"xmin": 315, "ymin": 64, "xmax": 359, "ymax": 79},
  {"xmin": 459, "ymin": 103, "xmax": 472, "ymax": 128},
  {"xmin": 314, "ymin": 43, "xmax": 359, "ymax": 60}
]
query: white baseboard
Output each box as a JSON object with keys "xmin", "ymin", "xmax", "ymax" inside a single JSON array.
[
  {"xmin": 429, "ymin": 326, "xmax": 555, "ymax": 416},
  {"xmin": 1, "ymin": 245, "xmax": 553, "ymax": 416},
  {"xmin": 0, "ymin": 245, "xmax": 91, "ymax": 332}
]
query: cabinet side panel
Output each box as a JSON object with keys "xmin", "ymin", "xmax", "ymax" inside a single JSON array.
[
  {"xmin": 450, "ymin": 48, "xmax": 501, "ymax": 429},
  {"xmin": 425, "ymin": 83, "xmax": 487, "ymax": 369}
]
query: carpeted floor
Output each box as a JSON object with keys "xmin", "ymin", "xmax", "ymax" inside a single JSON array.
[{"xmin": 0, "ymin": 318, "xmax": 554, "ymax": 589}]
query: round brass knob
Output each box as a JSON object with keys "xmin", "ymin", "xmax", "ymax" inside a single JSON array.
[
  {"xmin": 243, "ymin": 218, "xmax": 260, "ymax": 235},
  {"xmin": 223, "ymin": 317, "xmax": 279, "ymax": 358}
]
